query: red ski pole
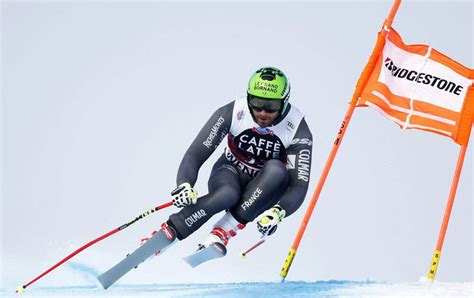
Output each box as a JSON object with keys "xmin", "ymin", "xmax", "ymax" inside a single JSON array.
[
  {"xmin": 240, "ymin": 239, "xmax": 266, "ymax": 258},
  {"xmin": 16, "ymin": 201, "xmax": 173, "ymax": 293}
]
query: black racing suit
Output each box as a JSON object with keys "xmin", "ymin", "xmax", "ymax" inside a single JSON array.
[{"xmin": 168, "ymin": 100, "xmax": 313, "ymax": 240}]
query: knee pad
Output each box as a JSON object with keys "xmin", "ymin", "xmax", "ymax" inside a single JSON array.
[
  {"xmin": 261, "ymin": 159, "xmax": 289, "ymax": 184},
  {"xmin": 230, "ymin": 160, "xmax": 290, "ymax": 224}
]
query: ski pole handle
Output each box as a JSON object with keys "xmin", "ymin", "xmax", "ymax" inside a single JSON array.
[
  {"xmin": 239, "ymin": 239, "xmax": 266, "ymax": 258},
  {"xmin": 16, "ymin": 200, "xmax": 173, "ymax": 293}
]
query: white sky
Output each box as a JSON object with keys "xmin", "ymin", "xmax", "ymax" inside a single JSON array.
[{"xmin": 1, "ymin": 0, "xmax": 472, "ymax": 289}]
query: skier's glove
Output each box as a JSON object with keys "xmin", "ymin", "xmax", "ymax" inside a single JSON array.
[
  {"xmin": 171, "ymin": 182, "xmax": 198, "ymax": 207},
  {"xmin": 257, "ymin": 205, "xmax": 286, "ymax": 237}
]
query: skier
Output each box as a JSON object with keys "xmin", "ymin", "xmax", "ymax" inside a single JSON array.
[
  {"xmin": 98, "ymin": 67, "xmax": 313, "ymax": 288},
  {"xmin": 161, "ymin": 66, "xmax": 313, "ymax": 260}
]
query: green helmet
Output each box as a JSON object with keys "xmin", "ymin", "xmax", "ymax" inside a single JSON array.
[{"xmin": 247, "ymin": 67, "xmax": 290, "ymax": 103}]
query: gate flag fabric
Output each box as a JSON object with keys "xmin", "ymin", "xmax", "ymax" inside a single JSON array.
[{"xmin": 357, "ymin": 27, "xmax": 474, "ymax": 145}]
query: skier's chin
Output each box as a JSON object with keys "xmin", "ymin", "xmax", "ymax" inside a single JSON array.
[
  {"xmin": 256, "ymin": 119, "xmax": 272, "ymax": 127},
  {"xmin": 252, "ymin": 110, "xmax": 278, "ymax": 127}
]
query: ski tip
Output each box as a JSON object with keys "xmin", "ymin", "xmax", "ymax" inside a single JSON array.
[
  {"xmin": 239, "ymin": 251, "xmax": 247, "ymax": 259},
  {"xmin": 97, "ymin": 274, "xmax": 111, "ymax": 290},
  {"xmin": 15, "ymin": 286, "xmax": 25, "ymax": 294}
]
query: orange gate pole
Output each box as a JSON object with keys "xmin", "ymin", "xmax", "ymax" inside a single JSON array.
[
  {"xmin": 279, "ymin": 0, "xmax": 402, "ymax": 282},
  {"xmin": 427, "ymin": 129, "xmax": 472, "ymax": 280}
]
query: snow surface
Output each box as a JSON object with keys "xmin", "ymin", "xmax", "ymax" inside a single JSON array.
[
  {"xmin": 2, "ymin": 281, "xmax": 473, "ymax": 298},
  {"xmin": 3, "ymin": 261, "xmax": 473, "ymax": 297}
]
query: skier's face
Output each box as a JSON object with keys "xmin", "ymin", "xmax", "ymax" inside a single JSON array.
[{"xmin": 251, "ymin": 108, "xmax": 279, "ymax": 127}]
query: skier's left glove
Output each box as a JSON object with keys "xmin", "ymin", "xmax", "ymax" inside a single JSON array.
[
  {"xmin": 171, "ymin": 182, "xmax": 198, "ymax": 207},
  {"xmin": 257, "ymin": 205, "xmax": 286, "ymax": 237}
]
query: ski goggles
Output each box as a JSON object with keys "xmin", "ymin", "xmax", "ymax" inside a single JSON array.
[{"xmin": 248, "ymin": 95, "xmax": 283, "ymax": 113}]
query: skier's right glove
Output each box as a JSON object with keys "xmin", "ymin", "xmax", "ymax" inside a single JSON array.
[
  {"xmin": 171, "ymin": 182, "xmax": 198, "ymax": 208},
  {"xmin": 257, "ymin": 205, "xmax": 286, "ymax": 238}
]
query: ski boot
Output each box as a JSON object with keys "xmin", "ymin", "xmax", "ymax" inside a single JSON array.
[{"xmin": 183, "ymin": 212, "xmax": 245, "ymax": 267}]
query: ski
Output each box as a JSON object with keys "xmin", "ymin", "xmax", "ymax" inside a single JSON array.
[
  {"xmin": 183, "ymin": 243, "xmax": 227, "ymax": 268},
  {"xmin": 97, "ymin": 228, "xmax": 176, "ymax": 289}
]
